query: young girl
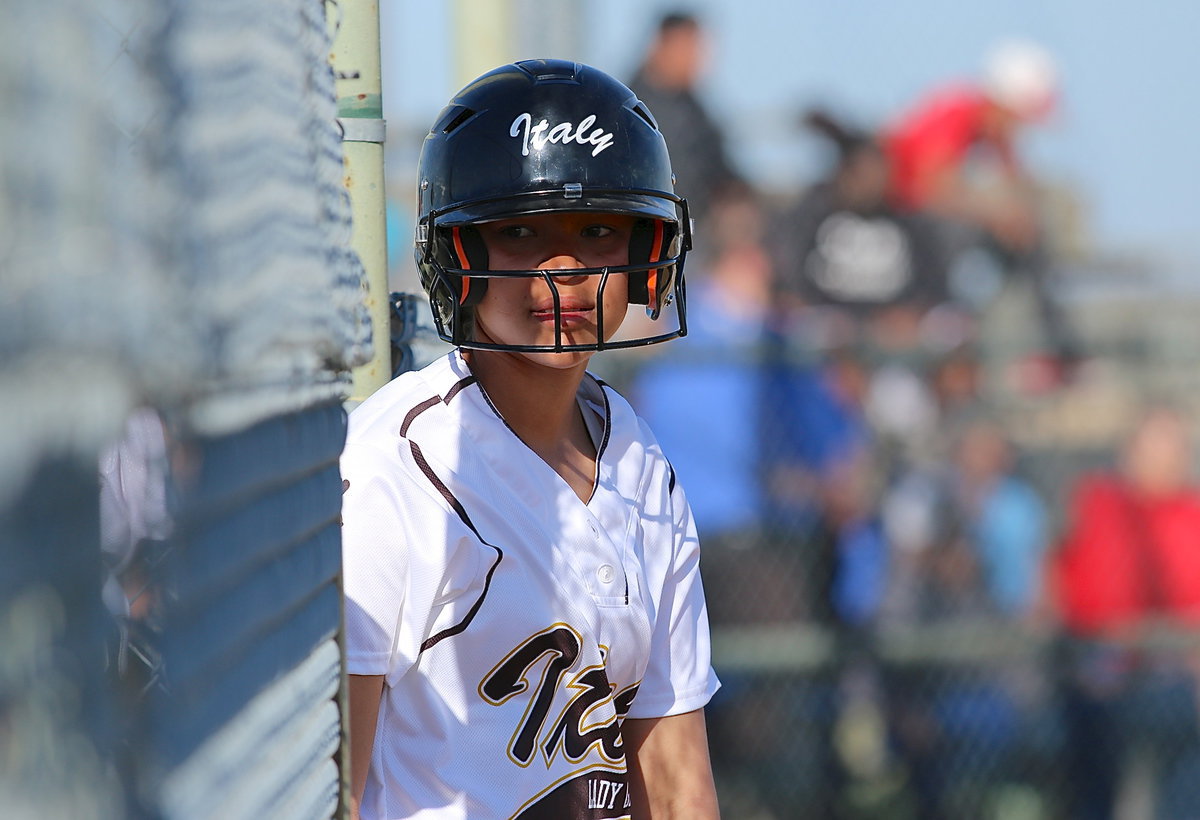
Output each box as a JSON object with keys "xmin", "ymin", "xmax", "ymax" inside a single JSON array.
[{"xmin": 340, "ymin": 59, "xmax": 720, "ymax": 819}]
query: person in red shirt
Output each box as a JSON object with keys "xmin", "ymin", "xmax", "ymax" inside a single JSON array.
[
  {"xmin": 883, "ymin": 39, "xmax": 1057, "ymax": 254},
  {"xmin": 882, "ymin": 38, "xmax": 1081, "ymax": 388},
  {"xmin": 1055, "ymin": 408, "xmax": 1200, "ymax": 633},
  {"xmin": 1052, "ymin": 406, "xmax": 1200, "ymax": 819}
]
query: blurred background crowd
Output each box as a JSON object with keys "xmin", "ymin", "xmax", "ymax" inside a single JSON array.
[
  {"xmin": 5, "ymin": 1, "xmax": 1197, "ymax": 817},
  {"xmin": 383, "ymin": 4, "xmax": 1200, "ymax": 819}
]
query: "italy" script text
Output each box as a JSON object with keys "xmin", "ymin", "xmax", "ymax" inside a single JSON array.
[{"xmin": 510, "ymin": 113, "xmax": 614, "ymax": 158}]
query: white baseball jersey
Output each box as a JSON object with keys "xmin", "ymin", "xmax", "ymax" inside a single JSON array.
[{"xmin": 341, "ymin": 350, "xmax": 719, "ymax": 820}]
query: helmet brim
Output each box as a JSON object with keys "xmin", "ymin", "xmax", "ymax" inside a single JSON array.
[{"xmin": 436, "ymin": 190, "xmax": 680, "ymax": 226}]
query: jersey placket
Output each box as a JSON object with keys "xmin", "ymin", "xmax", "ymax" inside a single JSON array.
[{"xmin": 569, "ymin": 499, "xmax": 629, "ymax": 607}]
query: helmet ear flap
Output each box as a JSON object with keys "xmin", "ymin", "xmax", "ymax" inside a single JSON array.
[
  {"xmin": 627, "ymin": 219, "xmax": 655, "ymax": 306},
  {"xmin": 433, "ymin": 225, "xmax": 489, "ymax": 306},
  {"xmin": 627, "ymin": 218, "xmax": 678, "ymax": 319}
]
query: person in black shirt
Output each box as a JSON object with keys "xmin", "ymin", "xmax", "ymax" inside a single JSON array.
[{"xmin": 627, "ymin": 11, "xmax": 747, "ymax": 229}]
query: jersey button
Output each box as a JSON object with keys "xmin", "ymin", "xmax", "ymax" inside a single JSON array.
[{"xmin": 597, "ymin": 564, "xmax": 616, "ymax": 584}]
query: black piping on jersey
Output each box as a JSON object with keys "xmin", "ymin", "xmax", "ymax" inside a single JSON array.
[
  {"xmin": 399, "ymin": 375, "xmax": 477, "ymax": 437},
  {"xmin": 397, "ymin": 374, "xmax": 503, "ymax": 654},
  {"xmin": 590, "ymin": 375, "xmax": 614, "ymax": 465},
  {"xmin": 408, "ymin": 441, "xmax": 503, "ymax": 652},
  {"xmin": 400, "ymin": 395, "xmax": 441, "ymax": 437},
  {"xmin": 442, "ymin": 374, "xmax": 477, "ymax": 406}
]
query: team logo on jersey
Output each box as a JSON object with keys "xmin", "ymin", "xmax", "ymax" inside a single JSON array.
[
  {"xmin": 481, "ymin": 623, "xmax": 640, "ymax": 817},
  {"xmin": 480, "ymin": 623, "xmax": 637, "ymax": 767},
  {"xmin": 510, "ymin": 112, "xmax": 615, "ymax": 157}
]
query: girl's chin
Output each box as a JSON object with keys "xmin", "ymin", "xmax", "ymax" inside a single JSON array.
[
  {"xmin": 487, "ymin": 332, "xmax": 606, "ymax": 352},
  {"xmin": 520, "ymin": 347, "xmax": 597, "ymax": 367},
  {"xmin": 472, "ymin": 322, "xmax": 622, "ymax": 357}
]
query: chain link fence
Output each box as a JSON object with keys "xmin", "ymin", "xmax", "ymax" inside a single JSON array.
[
  {"xmin": 589, "ymin": 240, "xmax": 1200, "ymax": 819},
  {"xmin": 10, "ymin": 1, "xmax": 1200, "ymax": 816},
  {"xmin": 381, "ymin": 237, "xmax": 1200, "ymax": 820},
  {"xmin": 381, "ymin": 101, "xmax": 1200, "ymax": 820},
  {"xmin": 1, "ymin": 0, "xmax": 370, "ymax": 817}
]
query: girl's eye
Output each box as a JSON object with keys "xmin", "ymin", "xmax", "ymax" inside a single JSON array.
[{"xmin": 582, "ymin": 224, "xmax": 616, "ymax": 238}]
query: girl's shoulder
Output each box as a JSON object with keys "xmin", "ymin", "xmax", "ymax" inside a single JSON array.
[{"xmin": 347, "ymin": 351, "xmax": 473, "ymax": 447}]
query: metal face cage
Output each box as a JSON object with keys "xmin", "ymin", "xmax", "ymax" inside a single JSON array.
[{"xmin": 416, "ymin": 188, "xmax": 692, "ymax": 353}]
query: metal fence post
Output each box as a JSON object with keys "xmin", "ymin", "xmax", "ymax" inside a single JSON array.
[
  {"xmin": 328, "ymin": 6, "xmax": 388, "ymax": 816},
  {"xmin": 331, "ymin": 0, "xmax": 390, "ymax": 403}
]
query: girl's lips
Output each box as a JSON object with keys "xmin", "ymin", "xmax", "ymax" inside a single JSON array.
[
  {"xmin": 532, "ymin": 300, "xmax": 592, "ymax": 313},
  {"xmin": 531, "ymin": 304, "xmax": 594, "ymax": 323}
]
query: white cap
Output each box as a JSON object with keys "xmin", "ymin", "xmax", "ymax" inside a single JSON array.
[{"xmin": 982, "ymin": 38, "xmax": 1059, "ymax": 120}]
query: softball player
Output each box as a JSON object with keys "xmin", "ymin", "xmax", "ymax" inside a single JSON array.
[{"xmin": 340, "ymin": 60, "xmax": 720, "ymax": 819}]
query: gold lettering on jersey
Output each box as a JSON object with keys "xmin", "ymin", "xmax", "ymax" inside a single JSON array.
[
  {"xmin": 480, "ymin": 624, "xmax": 638, "ymax": 769},
  {"xmin": 588, "ymin": 777, "xmax": 632, "ymax": 811},
  {"xmin": 510, "ymin": 113, "xmax": 615, "ymax": 157}
]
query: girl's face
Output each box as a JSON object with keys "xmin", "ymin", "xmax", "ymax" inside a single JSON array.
[{"xmin": 471, "ymin": 211, "xmax": 633, "ymax": 366}]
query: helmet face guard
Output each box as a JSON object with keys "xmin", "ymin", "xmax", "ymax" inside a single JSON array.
[
  {"xmin": 413, "ymin": 59, "xmax": 693, "ymax": 353},
  {"xmin": 417, "ymin": 188, "xmax": 691, "ymax": 352}
]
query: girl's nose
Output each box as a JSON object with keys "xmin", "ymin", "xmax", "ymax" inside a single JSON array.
[{"xmin": 539, "ymin": 254, "xmax": 588, "ymax": 284}]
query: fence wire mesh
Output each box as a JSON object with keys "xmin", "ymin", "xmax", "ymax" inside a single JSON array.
[
  {"xmin": 2, "ymin": 0, "xmax": 367, "ymax": 817},
  {"xmin": 589, "ymin": 234, "xmax": 1200, "ymax": 819},
  {"xmin": 9, "ymin": 0, "xmax": 1200, "ymax": 816},
  {"xmin": 382, "ymin": 143, "xmax": 1200, "ymax": 819}
]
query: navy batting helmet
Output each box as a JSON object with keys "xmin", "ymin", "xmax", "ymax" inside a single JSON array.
[{"xmin": 413, "ymin": 59, "xmax": 691, "ymax": 352}]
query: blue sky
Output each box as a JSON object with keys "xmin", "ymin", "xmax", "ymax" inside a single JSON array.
[{"xmin": 383, "ymin": 0, "xmax": 1200, "ymax": 268}]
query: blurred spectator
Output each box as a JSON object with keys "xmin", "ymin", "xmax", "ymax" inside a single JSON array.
[
  {"xmin": 100, "ymin": 408, "xmax": 173, "ymax": 623},
  {"xmin": 627, "ymin": 10, "xmax": 747, "ymax": 230},
  {"xmin": 1052, "ymin": 405, "xmax": 1200, "ymax": 820},
  {"xmin": 883, "ymin": 38, "xmax": 1057, "ymax": 254},
  {"xmin": 928, "ymin": 343, "xmax": 986, "ymax": 425},
  {"xmin": 885, "ymin": 417, "xmax": 1050, "ymax": 621},
  {"xmin": 862, "ymin": 360, "xmax": 942, "ymax": 463},
  {"xmin": 1055, "ymin": 407, "xmax": 1200, "ymax": 633},
  {"xmin": 761, "ymin": 360, "xmax": 885, "ymax": 628},
  {"xmin": 881, "ymin": 38, "xmax": 1081, "ymax": 373},
  {"xmin": 767, "ymin": 108, "xmax": 972, "ymax": 493},
  {"xmin": 771, "ymin": 110, "xmax": 951, "ymax": 352},
  {"xmin": 952, "ymin": 418, "xmax": 1049, "ymax": 619},
  {"xmin": 881, "ymin": 415, "xmax": 1049, "ymax": 627},
  {"xmin": 881, "ymin": 418, "xmax": 1052, "ymax": 818}
]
